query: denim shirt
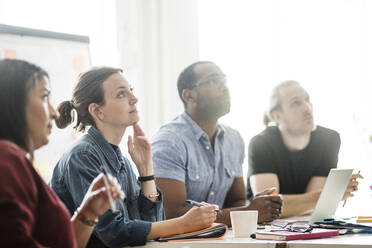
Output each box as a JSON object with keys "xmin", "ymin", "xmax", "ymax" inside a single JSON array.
[
  {"xmin": 51, "ymin": 126, "xmax": 165, "ymax": 248},
  {"xmin": 151, "ymin": 112, "xmax": 245, "ymax": 209}
]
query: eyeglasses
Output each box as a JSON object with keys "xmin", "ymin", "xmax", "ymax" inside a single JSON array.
[
  {"xmin": 194, "ymin": 76, "xmax": 227, "ymax": 88},
  {"xmin": 271, "ymin": 220, "xmax": 313, "ymax": 233}
]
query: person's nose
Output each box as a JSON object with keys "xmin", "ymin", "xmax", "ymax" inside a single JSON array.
[
  {"xmin": 49, "ymin": 101, "xmax": 59, "ymax": 121},
  {"xmin": 129, "ymin": 92, "xmax": 138, "ymax": 105},
  {"xmin": 303, "ymin": 101, "xmax": 313, "ymax": 114}
]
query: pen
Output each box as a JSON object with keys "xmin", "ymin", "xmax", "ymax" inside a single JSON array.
[
  {"xmin": 343, "ymin": 170, "xmax": 360, "ymax": 207},
  {"xmin": 185, "ymin": 200, "xmax": 220, "ymax": 213},
  {"xmin": 101, "ymin": 166, "xmax": 117, "ymax": 212}
]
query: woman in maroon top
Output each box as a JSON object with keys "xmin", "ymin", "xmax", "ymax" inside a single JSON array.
[{"xmin": 0, "ymin": 59, "xmax": 124, "ymax": 248}]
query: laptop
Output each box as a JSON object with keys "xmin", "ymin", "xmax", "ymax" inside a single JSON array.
[{"xmin": 309, "ymin": 168, "xmax": 353, "ymax": 223}]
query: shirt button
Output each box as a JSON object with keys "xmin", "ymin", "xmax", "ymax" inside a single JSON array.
[
  {"xmin": 210, "ymin": 191, "xmax": 215, "ymax": 196},
  {"xmin": 196, "ymin": 175, "xmax": 199, "ymax": 180},
  {"xmin": 205, "ymin": 146, "xmax": 210, "ymax": 150}
]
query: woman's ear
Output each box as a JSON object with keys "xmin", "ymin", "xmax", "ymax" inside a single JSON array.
[{"xmin": 88, "ymin": 103, "xmax": 104, "ymax": 122}]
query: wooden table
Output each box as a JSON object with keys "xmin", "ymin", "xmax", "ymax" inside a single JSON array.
[{"xmin": 143, "ymin": 230, "xmax": 372, "ymax": 248}]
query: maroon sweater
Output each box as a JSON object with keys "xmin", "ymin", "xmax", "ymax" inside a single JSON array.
[{"xmin": 0, "ymin": 140, "xmax": 76, "ymax": 248}]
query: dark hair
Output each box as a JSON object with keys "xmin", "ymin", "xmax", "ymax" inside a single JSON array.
[
  {"xmin": 56, "ymin": 67, "xmax": 122, "ymax": 132},
  {"xmin": 263, "ymin": 80, "xmax": 300, "ymax": 126},
  {"xmin": 0, "ymin": 59, "xmax": 49, "ymax": 154},
  {"xmin": 177, "ymin": 61, "xmax": 214, "ymax": 107}
]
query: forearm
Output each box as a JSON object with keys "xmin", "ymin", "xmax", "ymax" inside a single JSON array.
[
  {"xmin": 147, "ymin": 217, "xmax": 185, "ymax": 240},
  {"xmin": 281, "ymin": 191, "xmax": 321, "ymax": 218},
  {"xmin": 71, "ymin": 210, "xmax": 97, "ymax": 248},
  {"xmin": 165, "ymin": 205, "xmax": 191, "ymax": 219},
  {"xmin": 71, "ymin": 218, "xmax": 94, "ymax": 248},
  {"xmin": 216, "ymin": 205, "xmax": 249, "ymax": 227},
  {"xmin": 139, "ymin": 165, "xmax": 158, "ymax": 202},
  {"xmin": 224, "ymin": 199, "xmax": 246, "ymax": 208}
]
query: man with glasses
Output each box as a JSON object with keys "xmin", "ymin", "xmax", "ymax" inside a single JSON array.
[
  {"xmin": 151, "ymin": 61, "xmax": 282, "ymax": 226},
  {"xmin": 247, "ymin": 80, "xmax": 361, "ymax": 218}
]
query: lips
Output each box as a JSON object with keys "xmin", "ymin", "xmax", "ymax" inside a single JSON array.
[
  {"xmin": 129, "ymin": 109, "xmax": 138, "ymax": 114},
  {"xmin": 47, "ymin": 124, "xmax": 52, "ymax": 133}
]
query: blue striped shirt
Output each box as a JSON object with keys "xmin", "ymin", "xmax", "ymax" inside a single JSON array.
[{"xmin": 151, "ymin": 112, "xmax": 245, "ymax": 209}]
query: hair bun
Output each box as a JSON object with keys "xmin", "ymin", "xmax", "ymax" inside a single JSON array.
[{"xmin": 55, "ymin": 100, "xmax": 75, "ymax": 129}]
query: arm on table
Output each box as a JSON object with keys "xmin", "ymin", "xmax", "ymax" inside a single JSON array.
[
  {"xmin": 156, "ymin": 177, "xmax": 281, "ymax": 226},
  {"xmin": 250, "ymin": 173, "xmax": 324, "ymax": 218}
]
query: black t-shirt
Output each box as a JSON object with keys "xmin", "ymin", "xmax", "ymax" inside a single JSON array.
[{"xmin": 246, "ymin": 126, "xmax": 340, "ymax": 199}]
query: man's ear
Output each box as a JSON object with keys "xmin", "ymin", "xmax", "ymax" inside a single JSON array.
[
  {"xmin": 182, "ymin": 89, "xmax": 196, "ymax": 105},
  {"xmin": 271, "ymin": 110, "xmax": 282, "ymax": 123},
  {"xmin": 88, "ymin": 103, "xmax": 104, "ymax": 122}
]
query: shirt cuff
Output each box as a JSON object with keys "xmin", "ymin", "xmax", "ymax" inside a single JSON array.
[
  {"xmin": 128, "ymin": 220, "xmax": 152, "ymax": 246},
  {"xmin": 138, "ymin": 188, "xmax": 163, "ymax": 212}
]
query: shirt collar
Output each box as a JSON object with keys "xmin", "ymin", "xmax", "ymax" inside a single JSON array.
[
  {"xmin": 181, "ymin": 112, "xmax": 225, "ymax": 140},
  {"xmin": 87, "ymin": 126, "xmax": 125, "ymax": 173}
]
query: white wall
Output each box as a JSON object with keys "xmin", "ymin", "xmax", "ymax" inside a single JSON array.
[{"xmin": 116, "ymin": 0, "xmax": 200, "ymax": 138}]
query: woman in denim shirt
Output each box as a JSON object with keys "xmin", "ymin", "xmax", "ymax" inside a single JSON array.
[{"xmin": 50, "ymin": 67, "xmax": 217, "ymax": 248}]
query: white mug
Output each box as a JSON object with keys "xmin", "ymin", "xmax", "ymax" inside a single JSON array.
[{"xmin": 230, "ymin": 210, "xmax": 258, "ymax": 238}]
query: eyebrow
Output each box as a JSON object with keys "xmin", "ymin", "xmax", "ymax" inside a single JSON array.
[{"xmin": 41, "ymin": 88, "xmax": 51, "ymax": 94}]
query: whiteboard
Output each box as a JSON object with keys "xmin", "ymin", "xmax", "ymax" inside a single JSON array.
[{"xmin": 0, "ymin": 24, "xmax": 91, "ymax": 181}]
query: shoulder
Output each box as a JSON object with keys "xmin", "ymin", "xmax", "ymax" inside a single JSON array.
[
  {"xmin": 0, "ymin": 141, "xmax": 34, "ymax": 188},
  {"xmin": 0, "ymin": 140, "xmax": 29, "ymax": 168},
  {"xmin": 220, "ymin": 124, "xmax": 245, "ymax": 146},
  {"xmin": 314, "ymin": 126, "xmax": 340, "ymax": 138},
  {"xmin": 250, "ymin": 126, "xmax": 279, "ymax": 147},
  {"xmin": 55, "ymin": 135, "xmax": 101, "ymax": 170},
  {"xmin": 312, "ymin": 125, "xmax": 340, "ymax": 148},
  {"xmin": 152, "ymin": 116, "xmax": 192, "ymax": 146}
]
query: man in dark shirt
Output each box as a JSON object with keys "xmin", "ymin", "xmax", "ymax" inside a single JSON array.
[{"xmin": 247, "ymin": 80, "xmax": 361, "ymax": 218}]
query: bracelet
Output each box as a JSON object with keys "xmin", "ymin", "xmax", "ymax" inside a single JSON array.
[
  {"xmin": 138, "ymin": 175, "xmax": 155, "ymax": 182},
  {"xmin": 147, "ymin": 192, "xmax": 160, "ymax": 199},
  {"xmin": 145, "ymin": 192, "xmax": 160, "ymax": 201},
  {"xmin": 73, "ymin": 209, "xmax": 99, "ymax": 227}
]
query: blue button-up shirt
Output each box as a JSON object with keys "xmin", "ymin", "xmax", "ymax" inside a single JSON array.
[
  {"xmin": 51, "ymin": 126, "xmax": 164, "ymax": 248},
  {"xmin": 151, "ymin": 112, "xmax": 245, "ymax": 209}
]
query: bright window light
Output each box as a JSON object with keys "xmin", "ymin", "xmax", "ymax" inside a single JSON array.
[{"xmin": 198, "ymin": 0, "xmax": 372, "ymax": 216}]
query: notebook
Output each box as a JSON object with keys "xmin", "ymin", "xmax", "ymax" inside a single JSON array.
[
  {"xmin": 255, "ymin": 228, "xmax": 339, "ymax": 241},
  {"xmin": 156, "ymin": 223, "xmax": 227, "ymax": 242}
]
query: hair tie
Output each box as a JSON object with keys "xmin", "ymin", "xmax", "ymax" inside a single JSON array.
[{"xmin": 69, "ymin": 100, "xmax": 76, "ymax": 109}]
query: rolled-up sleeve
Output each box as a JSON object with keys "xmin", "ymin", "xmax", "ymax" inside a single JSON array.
[
  {"xmin": 151, "ymin": 131, "xmax": 187, "ymax": 183},
  {"xmin": 64, "ymin": 151, "xmax": 153, "ymax": 247}
]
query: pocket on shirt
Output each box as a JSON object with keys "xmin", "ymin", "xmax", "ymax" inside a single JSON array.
[
  {"xmin": 224, "ymin": 167, "xmax": 237, "ymax": 178},
  {"xmin": 187, "ymin": 164, "xmax": 209, "ymax": 182}
]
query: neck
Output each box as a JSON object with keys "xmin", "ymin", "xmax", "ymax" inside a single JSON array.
[
  {"xmin": 279, "ymin": 126, "xmax": 311, "ymax": 151},
  {"xmin": 95, "ymin": 122, "xmax": 126, "ymax": 146},
  {"xmin": 186, "ymin": 110, "xmax": 219, "ymax": 143}
]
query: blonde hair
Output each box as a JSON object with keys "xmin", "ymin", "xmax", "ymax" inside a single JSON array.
[{"xmin": 263, "ymin": 80, "xmax": 300, "ymax": 126}]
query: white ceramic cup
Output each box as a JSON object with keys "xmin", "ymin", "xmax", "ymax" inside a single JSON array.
[{"xmin": 230, "ymin": 210, "xmax": 258, "ymax": 238}]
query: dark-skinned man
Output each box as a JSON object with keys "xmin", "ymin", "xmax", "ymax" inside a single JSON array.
[{"xmin": 151, "ymin": 61, "xmax": 282, "ymax": 226}]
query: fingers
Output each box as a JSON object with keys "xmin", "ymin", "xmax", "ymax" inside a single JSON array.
[
  {"xmin": 90, "ymin": 173, "xmax": 106, "ymax": 190},
  {"xmin": 256, "ymin": 187, "xmax": 277, "ymax": 196},
  {"xmin": 253, "ymin": 196, "xmax": 282, "ymax": 223},
  {"xmin": 133, "ymin": 123, "xmax": 145, "ymax": 137},
  {"xmin": 127, "ymin": 135, "xmax": 133, "ymax": 154},
  {"xmin": 348, "ymin": 180, "xmax": 359, "ymax": 192},
  {"xmin": 107, "ymin": 176, "xmax": 125, "ymax": 200},
  {"xmin": 351, "ymin": 173, "xmax": 364, "ymax": 180}
]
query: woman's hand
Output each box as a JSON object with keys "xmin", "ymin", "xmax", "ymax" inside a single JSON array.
[
  {"xmin": 78, "ymin": 173, "xmax": 125, "ymax": 220},
  {"xmin": 180, "ymin": 205, "xmax": 217, "ymax": 232},
  {"xmin": 128, "ymin": 123, "xmax": 153, "ymax": 176}
]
